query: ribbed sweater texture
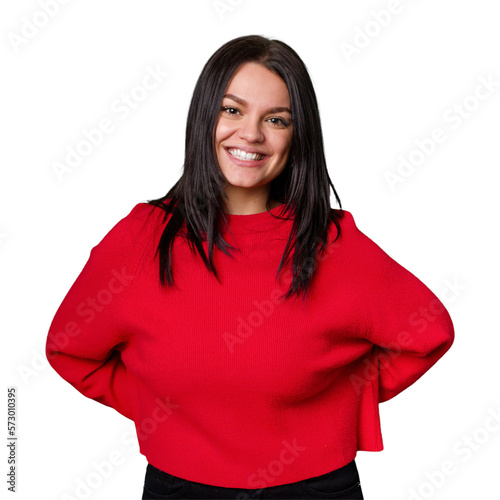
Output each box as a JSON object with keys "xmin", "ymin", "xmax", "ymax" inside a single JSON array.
[{"xmin": 46, "ymin": 201, "xmax": 454, "ymax": 488}]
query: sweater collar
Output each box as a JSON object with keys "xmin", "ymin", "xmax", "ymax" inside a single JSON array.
[{"xmin": 221, "ymin": 202, "xmax": 294, "ymax": 235}]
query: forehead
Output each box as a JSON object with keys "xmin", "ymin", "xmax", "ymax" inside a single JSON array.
[{"xmin": 224, "ymin": 62, "xmax": 290, "ymax": 106}]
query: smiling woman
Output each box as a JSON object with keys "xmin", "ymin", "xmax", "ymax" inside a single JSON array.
[{"xmin": 46, "ymin": 34, "xmax": 454, "ymax": 500}]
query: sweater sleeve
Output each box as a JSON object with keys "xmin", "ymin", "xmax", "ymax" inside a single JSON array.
[
  {"xmin": 45, "ymin": 204, "xmax": 149, "ymax": 420},
  {"xmin": 343, "ymin": 211, "xmax": 455, "ymax": 403}
]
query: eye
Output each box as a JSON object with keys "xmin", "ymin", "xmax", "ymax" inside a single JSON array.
[
  {"xmin": 220, "ymin": 106, "xmax": 240, "ymax": 115},
  {"xmin": 268, "ymin": 117, "xmax": 289, "ymax": 127}
]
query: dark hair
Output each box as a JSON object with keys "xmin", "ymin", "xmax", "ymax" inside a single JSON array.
[{"xmin": 146, "ymin": 34, "xmax": 344, "ymax": 303}]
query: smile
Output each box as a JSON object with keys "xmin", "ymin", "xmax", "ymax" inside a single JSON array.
[{"xmin": 227, "ymin": 148, "xmax": 267, "ymax": 161}]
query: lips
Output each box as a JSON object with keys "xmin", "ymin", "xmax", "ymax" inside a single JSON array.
[
  {"xmin": 228, "ymin": 149, "xmax": 266, "ymax": 161},
  {"xmin": 223, "ymin": 146, "xmax": 269, "ymax": 166},
  {"xmin": 225, "ymin": 146, "xmax": 269, "ymax": 163},
  {"xmin": 225, "ymin": 146, "xmax": 268, "ymax": 156}
]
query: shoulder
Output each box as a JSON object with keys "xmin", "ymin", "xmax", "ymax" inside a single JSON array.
[
  {"xmin": 328, "ymin": 208, "xmax": 364, "ymax": 244},
  {"xmin": 327, "ymin": 208, "xmax": 398, "ymax": 269},
  {"xmin": 328, "ymin": 209, "xmax": 431, "ymax": 293},
  {"xmin": 113, "ymin": 201, "xmax": 173, "ymax": 236},
  {"xmin": 89, "ymin": 202, "xmax": 171, "ymax": 258},
  {"xmin": 125, "ymin": 201, "xmax": 171, "ymax": 225}
]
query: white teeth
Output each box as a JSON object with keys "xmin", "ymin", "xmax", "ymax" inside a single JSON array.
[{"xmin": 228, "ymin": 148, "xmax": 265, "ymax": 161}]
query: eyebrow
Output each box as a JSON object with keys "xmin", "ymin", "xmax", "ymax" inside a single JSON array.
[{"xmin": 223, "ymin": 94, "xmax": 292, "ymax": 115}]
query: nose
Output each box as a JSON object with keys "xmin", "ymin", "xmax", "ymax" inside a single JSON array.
[{"xmin": 237, "ymin": 115, "xmax": 264, "ymax": 143}]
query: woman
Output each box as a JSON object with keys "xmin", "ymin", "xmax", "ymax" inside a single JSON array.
[{"xmin": 46, "ymin": 35, "xmax": 454, "ymax": 499}]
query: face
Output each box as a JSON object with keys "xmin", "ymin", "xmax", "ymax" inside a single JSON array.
[{"xmin": 214, "ymin": 62, "xmax": 293, "ymax": 206}]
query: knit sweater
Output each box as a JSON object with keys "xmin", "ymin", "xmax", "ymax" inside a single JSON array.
[{"xmin": 45, "ymin": 201, "xmax": 454, "ymax": 488}]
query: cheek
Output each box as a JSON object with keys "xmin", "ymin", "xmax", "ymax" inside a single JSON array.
[
  {"xmin": 215, "ymin": 122, "xmax": 234, "ymax": 144},
  {"xmin": 278, "ymin": 135, "xmax": 293, "ymax": 157}
]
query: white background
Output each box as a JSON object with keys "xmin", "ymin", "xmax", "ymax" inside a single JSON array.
[{"xmin": 1, "ymin": 1, "xmax": 499, "ymax": 499}]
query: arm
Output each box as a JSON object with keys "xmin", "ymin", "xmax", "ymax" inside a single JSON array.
[
  {"xmin": 45, "ymin": 204, "xmax": 148, "ymax": 420},
  {"xmin": 345, "ymin": 212, "xmax": 455, "ymax": 403}
]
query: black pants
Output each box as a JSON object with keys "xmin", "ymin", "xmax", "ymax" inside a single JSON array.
[{"xmin": 142, "ymin": 459, "xmax": 364, "ymax": 499}]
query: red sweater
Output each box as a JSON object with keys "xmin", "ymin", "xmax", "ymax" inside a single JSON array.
[{"xmin": 45, "ymin": 201, "xmax": 454, "ymax": 488}]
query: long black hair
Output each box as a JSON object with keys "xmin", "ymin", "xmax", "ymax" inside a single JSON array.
[{"xmin": 147, "ymin": 34, "xmax": 344, "ymax": 303}]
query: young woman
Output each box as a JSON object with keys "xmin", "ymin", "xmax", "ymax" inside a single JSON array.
[{"xmin": 46, "ymin": 35, "xmax": 454, "ymax": 499}]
